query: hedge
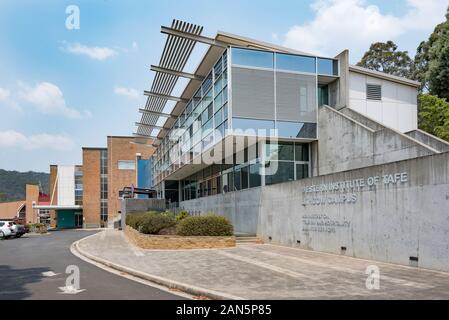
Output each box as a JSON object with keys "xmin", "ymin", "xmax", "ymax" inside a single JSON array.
[
  {"xmin": 176, "ymin": 214, "xmax": 233, "ymax": 236},
  {"xmin": 126, "ymin": 212, "xmax": 176, "ymax": 235}
]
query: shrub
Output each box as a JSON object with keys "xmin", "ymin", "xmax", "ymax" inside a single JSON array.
[
  {"xmin": 175, "ymin": 210, "xmax": 189, "ymax": 222},
  {"xmin": 135, "ymin": 213, "xmax": 176, "ymax": 235},
  {"xmin": 125, "ymin": 213, "xmax": 146, "ymax": 230},
  {"xmin": 176, "ymin": 214, "xmax": 233, "ymax": 236}
]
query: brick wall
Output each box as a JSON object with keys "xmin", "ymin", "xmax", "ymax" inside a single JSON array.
[
  {"xmin": 25, "ymin": 184, "xmax": 39, "ymax": 223},
  {"xmin": 82, "ymin": 149, "xmax": 102, "ymax": 227},
  {"xmin": 0, "ymin": 201, "xmax": 25, "ymax": 220},
  {"xmin": 107, "ymin": 137, "xmax": 154, "ymax": 221},
  {"xmin": 49, "ymin": 165, "xmax": 58, "ymax": 228}
]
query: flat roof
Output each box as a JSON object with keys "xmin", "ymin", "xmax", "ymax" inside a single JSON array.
[
  {"xmin": 137, "ymin": 20, "xmax": 421, "ymax": 144},
  {"xmin": 349, "ymin": 65, "xmax": 420, "ymax": 88}
]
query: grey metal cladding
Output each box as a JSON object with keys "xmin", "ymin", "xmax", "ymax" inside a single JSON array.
[
  {"xmin": 231, "ymin": 66, "xmax": 275, "ymax": 120},
  {"xmin": 276, "ymin": 71, "xmax": 317, "ymax": 123}
]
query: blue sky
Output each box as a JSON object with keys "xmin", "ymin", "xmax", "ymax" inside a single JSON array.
[{"xmin": 0, "ymin": 0, "xmax": 448, "ymax": 172}]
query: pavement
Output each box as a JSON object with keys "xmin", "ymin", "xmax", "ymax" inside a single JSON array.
[
  {"xmin": 76, "ymin": 229, "xmax": 449, "ymax": 300},
  {"xmin": 0, "ymin": 230, "xmax": 186, "ymax": 300}
]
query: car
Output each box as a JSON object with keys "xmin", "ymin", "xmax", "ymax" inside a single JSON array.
[
  {"xmin": 0, "ymin": 221, "xmax": 13, "ymax": 239},
  {"xmin": 10, "ymin": 221, "xmax": 26, "ymax": 238}
]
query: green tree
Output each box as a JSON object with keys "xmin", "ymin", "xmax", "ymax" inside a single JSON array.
[
  {"xmin": 418, "ymin": 94, "xmax": 449, "ymax": 141},
  {"xmin": 413, "ymin": 7, "xmax": 449, "ymax": 96},
  {"xmin": 357, "ymin": 41, "xmax": 413, "ymax": 78}
]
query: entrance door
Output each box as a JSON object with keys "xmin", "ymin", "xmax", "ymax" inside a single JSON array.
[
  {"xmin": 75, "ymin": 212, "xmax": 83, "ymax": 228},
  {"xmin": 57, "ymin": 210, "xmax": 76, "ymax": 229}
]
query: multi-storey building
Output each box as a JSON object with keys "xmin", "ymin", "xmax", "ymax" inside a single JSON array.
[
  {"xmin": 35, "ymin": 136, "xmax": 154, "ymax": 229},
  {"xmin": 134, "ymin": 20, "xmax": 447, "ymax": 237}
]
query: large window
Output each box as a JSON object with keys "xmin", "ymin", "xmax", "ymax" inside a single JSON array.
[
  {"xmin": 231, "ymin": 48, "xmax": 274, "ymax": 69},
  {"xmin": 276, "ymin": 53, "xmax": 316, "ymax": 73},
  {"xmin": 317, "ymin": 58, "xmax": 339, "ymax": 76},
  {"xmin": 100, "ymin": 149, "xmax": 108, "ymax": 223}
]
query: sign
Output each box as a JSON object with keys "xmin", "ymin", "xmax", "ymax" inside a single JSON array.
[{"xmin": 302, "ymin": 172, "xmax": 408, "ymax": 206}]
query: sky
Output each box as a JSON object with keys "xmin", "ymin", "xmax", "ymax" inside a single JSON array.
[{"xmin": 0, "ymin": 0, "xmax": 448, "ymax": 173}]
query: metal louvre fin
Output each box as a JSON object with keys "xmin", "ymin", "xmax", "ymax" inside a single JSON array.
[{"xmin": 137, "ymin": 20, "xmax": 204, "ymax": 138}]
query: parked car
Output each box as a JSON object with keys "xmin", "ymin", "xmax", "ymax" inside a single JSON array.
[
  {"xmin": 10, "ymin": 221, "xmax": 26, "ymax": 238},
  {"xmin": 0, "ymin": 221, "xmax": 13, "ymax": 239}
]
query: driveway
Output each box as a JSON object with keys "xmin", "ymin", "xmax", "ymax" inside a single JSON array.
[{"xmin": 0, "ymin": 230, "xmax": 185, "ymax": 300}]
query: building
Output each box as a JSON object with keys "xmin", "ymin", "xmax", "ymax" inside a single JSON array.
[
  {"xmin": 0, "ymin": 184, "xmax": 50, "ymax": 224},
  {"xmin": 35, "ymin": 136, "xmax": 154, "ymax": 229},
  {"xmin": 133, "ymin": 20, "xmax": 449, "ymax": 272}
]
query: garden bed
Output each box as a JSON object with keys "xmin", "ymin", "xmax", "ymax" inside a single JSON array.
[{"xmin": 125, "ymin": 225, "xmax": 236, "ymax": 250}]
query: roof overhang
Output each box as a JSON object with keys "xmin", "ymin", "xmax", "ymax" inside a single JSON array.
[
  {"xmin": 136, "ymin": 20, "xmax": 329, "ymax": 145},
  {"xmin": 32, "ymin": 204, "xmax": 83, "ymax": 210}
]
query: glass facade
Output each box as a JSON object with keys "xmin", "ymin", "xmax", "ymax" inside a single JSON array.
[
  {"xmin": 180, "ymin": 141, "xmax": 310, "ymax": 201},
  {"xmin": 151, "ymin": 46, "xmax": 339, "ymax": 201},
  {"xmin": 100, "ymin": 149, "xmax": 108, "ymax": 223},
  {"xmin": 74, "ymin": 166, "xmax": 83, "ymax": 206}
]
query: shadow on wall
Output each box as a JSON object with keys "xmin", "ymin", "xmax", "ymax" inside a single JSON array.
[{"xmin": 0, "ymin": 265, "xmax": 47, "ymax": 300}]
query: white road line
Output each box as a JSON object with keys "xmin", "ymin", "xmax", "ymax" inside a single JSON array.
[{"xmin": 42, "ymin": 271, "xmax": 60, "ymax": 277}]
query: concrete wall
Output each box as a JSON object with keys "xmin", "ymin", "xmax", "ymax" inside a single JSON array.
[
  {"xmin": 317, "ymin": 106, "xmax": 436, "ymax": 175},
  {"xmin": 57, "ymin": 165, "xmax": 75, "ymax": 206},
  {"xmin": 259, "ymin": 151, "xmax": 449, "ymax": 272},
  {"xmin": 349, "ymin": 71, "xmax": 418, "ymax": 133},
  {"xmin": 406, "ymin": 129, "xmax": 449, "ymax": 153},
  {"xmin": 180, "ymin": 187, "xmax": 261, "ymax": 235},
  {"xmin": 181, "ymin": 151, "xmax": 449, "ymax": 272},
  {"xmin": 120, "ymin": 198, "xmax": 166, "ymax": 230}
]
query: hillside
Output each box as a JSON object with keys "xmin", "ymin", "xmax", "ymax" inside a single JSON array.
[{"xmin": 0, "ymin": 169, "xmax": 49, "ymax": 203}]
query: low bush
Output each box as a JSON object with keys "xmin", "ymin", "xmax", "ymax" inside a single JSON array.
[
  {"xmin": 176, "ymin": 214, "xmax": 233, "ymax": 236},
  {"xmin": 175, "ymin": 210, "xmax": 189, "ymax": 222},
  {"xmin": 126, "ymin": 212, "xmax": 176, "ymax": 235}
]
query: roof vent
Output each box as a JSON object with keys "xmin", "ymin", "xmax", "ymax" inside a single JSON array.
[{"xmin": 367, "ymin": 84, "xmax": 382, "ymax": 100}]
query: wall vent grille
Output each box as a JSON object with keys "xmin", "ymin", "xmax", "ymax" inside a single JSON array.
[{"xmin": 367, "ymin": 84, "xmax": 382, "ymax": 100}]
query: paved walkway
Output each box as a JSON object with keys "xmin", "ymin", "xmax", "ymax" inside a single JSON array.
[{"xmin": 77, "ymin": 230, "xmax": 449, "ymax": 299}]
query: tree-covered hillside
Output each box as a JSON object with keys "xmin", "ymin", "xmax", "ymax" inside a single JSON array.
[{"xmin": 0, "ymin": 169, "xmax": 49, "ymax": 203}]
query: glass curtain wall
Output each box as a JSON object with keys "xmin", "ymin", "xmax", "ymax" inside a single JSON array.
[
  {"xmin": 180, "ymin": 141, "xmax": 310, "ymax": 201},
  {"xmin": 100, "ymin": 149, "xmax": 108, "ymax": 223},
  {"xmin": 152, "ymin": 50, "xmax": 229, "ymax": 186}
]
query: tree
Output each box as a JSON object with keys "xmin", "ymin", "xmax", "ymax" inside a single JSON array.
[
  {"xmin": 413, "ymin": 7, "xmax": 449, "ymax": 95},
  {"xmin": 357, "ymin": 41, "xmax": 413, "ymax": 78},
  {"xmin": 418, "ymin": 94, "xmax": 449, "ymax": 142}
]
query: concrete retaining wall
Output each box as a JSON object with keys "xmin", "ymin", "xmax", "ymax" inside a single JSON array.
[
  {"xmin": 181, "ymin": 152, "xmax": 449, "ymax": 272},
  {"xmin": 125, "ymin": 226, "xmax": 235, "ymax": 250}
]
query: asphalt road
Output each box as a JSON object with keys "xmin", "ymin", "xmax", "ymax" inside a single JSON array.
[{"xmin": 0, "ymin": 230, "xmax": 185, "ymax": 300}]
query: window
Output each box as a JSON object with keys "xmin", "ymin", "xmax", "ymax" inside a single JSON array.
[
  {"xmin": 232, "ymin": 48, "xmax": 274, "ymax": 69},
  {"xmin": 277, "ymin": 122, "xmax": 317, "ymax": 139},
  {"xmin": 265, "ymin": 161, "xmax": 295, "ymax": 185},
  {"xmin": 276, "ymin": 53, "xmax": 316, "ymax": 73},
  {"xmin": 296, "ymin": 164, "xmax": 309, "ymax": 180},
  {"xmin": 249, "ymin": 163, "xmax": 262, "ymax": 188},
  {"xmin": 232, "ymin": 118, "xmax": 275, "ymax": 133},
  {"xmin": 367, "ymin": 84, "xmax": 382, "ymax": 100},
  {"xmin": 317, "ymin": 58, "xmax": 338, "ymax": 76},
  {"xmin": 295, "ymin": 143, "xmax": 309, "ymax": 162},
  {"xmin": 118, "ymin": 160, "xmax": 135, "ymax": 170}
]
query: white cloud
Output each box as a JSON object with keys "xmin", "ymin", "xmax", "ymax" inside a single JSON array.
[
  {"xmin": 114, "ymin": 86, "xmax": 140, "ymax": 99},
  {"xmin": 62, "ymin": 42, "xmax": 117, "ymax": 60},
  {"xmin": 0, "ymin": 87, "xmax": 10, "ymax": 101},
  {"xmin": 19, "ymin": 81, "xmax": 85, "ymax": 119},
  {"xmin": 0, "ymin": 130, "xmax": 74, "ymax": 151},
  {"xmin": 283, "ymin": 0, "xmax": 449, "ymax": 59}
]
